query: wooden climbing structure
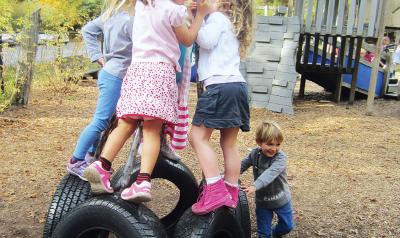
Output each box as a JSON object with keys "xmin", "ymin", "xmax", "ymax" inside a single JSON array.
[{"xmin": 294, "ymin": 0, "xmax": 393, "ymax": 103}]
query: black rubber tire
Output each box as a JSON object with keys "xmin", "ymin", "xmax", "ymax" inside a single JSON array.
[
  {"xmin": 111, "ymin": 157, "xmax": 199, "ymax": 235},
  {"xmin": 42, "ymin": 174, "xmax": 92, "ymax": 238},
  {"xmin": 53, "ymin": 195, "xmax": 168, "ymax": 238},
  {"xmin": 173, "ymin": 207, "xmax": 245, "ymax": 238},
  {"xmin": 234, "ymin": 189, "xmax": 251, "ymax": 238}
]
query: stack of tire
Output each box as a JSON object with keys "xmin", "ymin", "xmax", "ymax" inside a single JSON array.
[{"xmin": 43, "ymin": 157, "xmax": 251, "ymax": 238}]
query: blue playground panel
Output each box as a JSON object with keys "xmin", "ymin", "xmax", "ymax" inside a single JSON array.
[{"xmin": 308, "ymin": 52, "xmax": 384, "ymax": 97}]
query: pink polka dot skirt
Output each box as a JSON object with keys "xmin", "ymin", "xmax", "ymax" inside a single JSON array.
[{"xmin": 116, "ymin": 62, "xmax": 178, "ymax": 124}]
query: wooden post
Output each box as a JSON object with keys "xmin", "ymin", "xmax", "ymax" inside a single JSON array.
[
  {"xmin": 299, "ymin": 74, "xmax": 306, "ymax": 98},
  {"xmin": 366, "ymin": 0, "xmax": 387, "ymax": 115},
  {"xmin": 334, "ymin": 74, "xmax": 342, "ymax": 102},
  {"xmin": 287, "ymin": 0, "xmax": 294, "ymax": 16},
  {"xmin": 15, "ymin": 9, "xmax": 40, "ymax": 106},
  {"xmin": 0, "ymin": 35, "xmax": 3, "ymax": 94},
  {"xmin": 349, "ymin": 37, "xmax": 363, "ymax": 104}
]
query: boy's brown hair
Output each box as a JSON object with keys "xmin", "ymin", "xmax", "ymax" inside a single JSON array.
[{"xmin": 255, "ymin": 121, "xmax": 284, "ymax": 144}]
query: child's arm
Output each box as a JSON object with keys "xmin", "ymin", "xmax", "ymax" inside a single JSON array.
[
  {"xmin": 253, "ymin": 152, "xmax": 287, "ymax": 191},
  {"xmin": 81, "ymin": 17, "xmax": 104, "ymax": 66},
  {"xmin": 174, "ymin": 0, "xmax": 211, "ymax": 46},
  {"xmin": 196, "ymin": 13, "xmax": 224, "ymax": 50},
  {"xmin": 240, "ymin": 153, "xmax": 253, "ymax": 174}
]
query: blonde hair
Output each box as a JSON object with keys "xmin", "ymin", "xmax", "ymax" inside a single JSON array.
[
  {"xmin": 255, "ymin": 121, "xmax": 284, "ymax": 144},
  {"xmin": 220, "ymin": 0, "xmax": 255, "ymax": 58},
  {"xmin": 102, "ymin": 0, "xmax": 135, "ymax": 22}
]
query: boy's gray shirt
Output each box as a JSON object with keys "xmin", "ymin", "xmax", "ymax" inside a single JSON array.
[
  {"xmin": 241, "ymin": 148, "xmax": 291, "ymax": 209},
  {"xmin": 82, "ymin": 11, "xmax": 133, "ymax": 79}
]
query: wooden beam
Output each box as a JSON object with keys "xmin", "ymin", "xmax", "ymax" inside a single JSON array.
[
  {"xmin": 367, "ymin": 0, "xmax": 379, "ymax": 37},
  {"xmin": 299, "ymin": 74, "xmax": 306, "ymax": 98},
  {"xmin": 349, "ymin": 37, "xmax": 362, "ymax": 104},
  {"xmin": 336, "ymin": 0, "xmax": 346, "ymax": 35},
  {"xmin": 356, "ymin": 0, "xmax": 367, "ymax": 36},
  {"xmin": 326, "ymin": 0, "xmax": 336, "ymax": 33},
  {"xmin": 305, "ymin": 0, "xmax": 314, "ymax": 32},
  {"xmin": 366, "ymin": 0, "xmax": 387, "ymax": 115},
  {"xmin": 346, "ymin": 0, "xmax": 357, "ymax": 36}
]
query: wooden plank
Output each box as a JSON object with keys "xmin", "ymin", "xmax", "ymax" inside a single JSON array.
[
  {"xmin": 330, "ymin": 36, "xmax": 337, "ymax": 70},
  {"xmin": 315, "ymin": 0, "xmax": 325, "ymax": 32},
  {"xmin": 368, "ymin": 0, "xmax": 379, "ymax": 37},
  {"xmin": 321, "ymin": 34, "xmax": 329, "ymax": 66},
  {"xmin": 296, "ymin": 33, "xmax": 304, "ymax": 69},
  {"xmin": 346, "ymin": 37, "xmax": 355, "ymax": 70},
  {"xmin": 312, "ymin": 34, "xmax": 320, "ymax": 66},
  {"xmin": 336, "ymin": 0, "xmax": 346, "ymax": 35},
  {"xmin": 326, "ymin": 0, "xmax": 336, "ymax": 33},
  {"xmin": 346, "ymin": 0, "xmax": 357, "ymax": 36},
  {"xmin": 356, "ymin": 0, "xmax": 367, "ymax": 36},
  {"xmin": 295, "ymin": 0, "xmax": 304, "ymax": 27},
  {"xmin": 367, "ymin": 0, "xmax": 387, "ymax": 114},
  {"xmin": 305, "ymin": 0, "xmax": 314, "ymax": 32},
  {"xmin": 334, "ymin": 74, "xmax": 343, "ymax": 102},
  {"xmin": 303, "ymin": 33, "xmax": 311, "ymax": 64},
  {"xmin": 338, "ymin": 36, "xmax": 347, "ymax": 70},
  {"xmin": 299, "ymin": 74, "xmax": 306, "ymax": 98},
  {"xmin": 349, "ymin": 37, "xmax": 362, "ymax": 104}
]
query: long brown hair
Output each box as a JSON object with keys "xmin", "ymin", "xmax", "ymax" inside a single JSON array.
[{"xmin": 220, "ymin": 0, "xmax": 254, "ymax": 58}]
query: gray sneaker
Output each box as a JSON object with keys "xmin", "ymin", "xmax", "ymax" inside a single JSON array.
[
  {"xmin": 67, "ymin": 159, "xmax": 89, "ymax": 181},
  {"xmin": 84, "ymin": 153, "xmax": 97, "ymax": 164},
  {"xmin": 160, "ymin": 141, "xmax": 181, "ymax": 161}
]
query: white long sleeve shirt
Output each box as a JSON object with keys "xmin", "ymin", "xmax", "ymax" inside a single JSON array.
[{"xmin": 196, "ymin": 12, "xmax": 245, "ymax": 83}]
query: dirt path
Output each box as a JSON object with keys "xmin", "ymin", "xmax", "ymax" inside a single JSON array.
[{"xmin": 0, "ymin": 80, "xmax": 399, "ymax": 237}]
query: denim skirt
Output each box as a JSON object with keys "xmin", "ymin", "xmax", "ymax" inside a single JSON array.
[{"xmin": 192, "ymin": 82, "xmax": 250, "ymax": 131}]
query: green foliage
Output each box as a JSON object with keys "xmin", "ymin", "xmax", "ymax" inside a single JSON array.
[
  {"xmin": 3, "ymin": 0, "xmax": 102, "ymax": 33},
  {"xmin": 0, "ymin": 0, "xmax": 102, "ymax": 111},
  {"xmin": 0, "ymin": 68, "xmax": 18, "ymax": 112},
  {"xmin": 34, "ymin": 54, "xmax": 93, "ymax": 94},
  {"xmin": 0, "ymin": 0, "xmax": 14, "ymax": 32}
]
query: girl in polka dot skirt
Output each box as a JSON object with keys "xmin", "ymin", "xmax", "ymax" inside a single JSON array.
[{"xmin": 84, "ymin": 0, "xmax": 213, "ymax": 203}]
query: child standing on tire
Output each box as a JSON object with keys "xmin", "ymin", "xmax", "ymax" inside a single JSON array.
[
  {"xmin": 67, "ymin": 0, "xmax": 135, "ymax": 181},
  {"xmin": 190, "ymin": 0, "xmax": 254, "ymax": 215},
  {"xmin": 241, "ymin": 121, "xmax": 294, "ymax": 238},
  {"xmin": 84, "ymin": 0, "xmax": 212, "ymax": 201}
]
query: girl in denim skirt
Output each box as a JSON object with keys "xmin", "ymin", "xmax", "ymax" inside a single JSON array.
[
  {"xmin": 190, "ymin": 0, "xmax": 254, "ymax": 215},
  {"xmin": 84, "ymin": 0, "xmax": 212, "ymax": 202}
]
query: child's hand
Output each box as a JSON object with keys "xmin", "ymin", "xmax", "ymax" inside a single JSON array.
[
  {"xmin": 196, "ymin": 0, "xmax": 214, "ymax": 16},
  {"xmin": 241, "ymin": 184, "xmax": 256, "ymax": 195},
  {"xmin": 187, "ymin": 1, "xmax": 196, "ymax": 22},
  {"xmin": 97, "ymin": 57, "xmax": 105, "ymax": 67},
  {"xmin": 190, "ymin": 0, "xmax": 197, "ymax": 11}
]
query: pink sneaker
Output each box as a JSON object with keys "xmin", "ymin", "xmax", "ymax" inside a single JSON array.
[
  {"xmin": 83, "ymin": 161, "xmax": 113, "ymax": 194},
  {"xmin": 225, "ymin": 182, "xmax": 240, "ymax": 208},
  {"xmin": 121, "ymin": 181, "xmax": 152, "ymax": 203},
  {"xmin": 192, "ymin": 179, "xmax": 232, "ymax": 215}
]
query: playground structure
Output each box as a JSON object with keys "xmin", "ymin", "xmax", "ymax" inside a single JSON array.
[{"xmin": 244, "ymin": 0, "xmax": 400, "ymax": 115}]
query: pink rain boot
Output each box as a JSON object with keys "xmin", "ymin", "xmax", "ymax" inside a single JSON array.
[
  {"xmin": 192, "ymin": 179, "xmax": 232, "ymax": 215},
  {"xmin": 225, "ymin": 182, "xmax": 240, "ymax": 208}
]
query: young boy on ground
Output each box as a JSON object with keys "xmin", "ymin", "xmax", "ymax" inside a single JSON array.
[{"xmin": 241, "ymin": 121, "xmax": 294, "ymax": 238}]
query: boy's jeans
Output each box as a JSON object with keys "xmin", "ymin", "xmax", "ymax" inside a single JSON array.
[
  {"xmin": 73, "ymin": 69, "xmax": 122, "ymax": 160},
  {"xmin": 256, "ymin": 201, "xmax": 295, "ymax": 238}
]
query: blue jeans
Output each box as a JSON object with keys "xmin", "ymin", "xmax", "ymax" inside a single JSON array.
[
  {"xmin": 73, "ymin": 70, "xmax": 122, "ymax": 160},
  {"xmin": 256, "ymin": 201, "xmax": 295, "ymax": 238}
]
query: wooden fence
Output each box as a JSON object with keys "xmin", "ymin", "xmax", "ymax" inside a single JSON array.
[
  {"xmin": 14, "ymin": 9, "xmax": 40, "ymax": 106},
  {"xmin": 295, "ymin": 0, "xmax": 383, "ymax": 38}
]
